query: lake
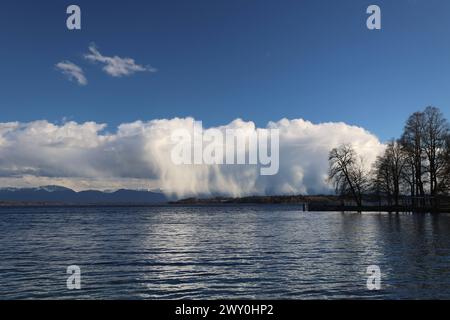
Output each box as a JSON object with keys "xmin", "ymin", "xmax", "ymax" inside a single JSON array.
[{"xmin": 0, "ymin": 206, "xmax": 449, "ymax": 299}]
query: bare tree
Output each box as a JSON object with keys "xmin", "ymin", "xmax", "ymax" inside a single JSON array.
[
  {"xmin": 401, "ymin": 154, "xmax": 417, "ymax": 199},
  {"xmin": 372, "ymin": 140, "xmax": 407, "ymax": 210},
  {"xmin": 423, "ymin": 106, "xmax": 450, "ymax": 195},
  {"xmin": 372, "ymin": 153, "xmax": 393, "ymax": 205},
  {"xmin": 400, "ymin": 111, "xmax": 426, "ymax": 199},
  {"xmin": 328, "ymin": 144, "xmax": 368, "ymax": 209},
  {"xmin": 438, "ymin": 134, "xmax": 450, "ymax": 194}
]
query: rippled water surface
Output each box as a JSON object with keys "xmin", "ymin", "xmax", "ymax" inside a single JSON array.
[{"xmin": 1, "ymin": 206, "xmax": 450, "ymax": 299}]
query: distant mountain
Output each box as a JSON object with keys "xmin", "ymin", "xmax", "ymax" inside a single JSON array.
[{"xmin": 0, "ymin": 186, "xmax": 168, "ymax": 204}]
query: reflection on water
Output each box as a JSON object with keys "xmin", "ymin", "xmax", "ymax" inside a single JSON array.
[{"xmin": 0, "ymin": 206, "xmax": 449, "ymax": 299}]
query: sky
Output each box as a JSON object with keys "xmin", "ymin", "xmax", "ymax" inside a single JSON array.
[
  {"xmin": 0, "ymin": 0, "xmax": 449, "ymax": 140},
  {"xmin": 0, "ymin": 0, "xmax": 449, "ymax": 195}
]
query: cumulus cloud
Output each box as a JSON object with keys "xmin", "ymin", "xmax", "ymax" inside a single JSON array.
[
  {"xmin": 84, "ymin": 44, "xmax": 157, "ymax": 77},
  {"xmin": 55, "ymin": 61, "xmax": 87, "ymax": 85},
  {"xmin": 0, "ymin": 118, "xmax": 385, "ymax": 198}
]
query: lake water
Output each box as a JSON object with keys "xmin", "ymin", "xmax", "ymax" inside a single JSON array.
[{"xmin": 0, "ymin": 206, "xmax": 449, "ymax": 299}]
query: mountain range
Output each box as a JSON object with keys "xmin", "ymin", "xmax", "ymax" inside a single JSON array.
[{"xmin": 0, "ymin": 186, "xmax": 168, "ymax": 204}]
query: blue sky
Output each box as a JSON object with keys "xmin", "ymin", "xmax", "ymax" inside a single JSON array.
[{"xmin": 1, "ymin": 0, "xmax": 450, "ymax": 141}]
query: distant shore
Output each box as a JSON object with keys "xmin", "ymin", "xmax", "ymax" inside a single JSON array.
[
  {"xmin": 1, "ymin": 194, "xmax": 449, "ymax": 213},
  {"xmin": 0, "ymin": 201, "xmax": 168, "ymax": 207},
  {"xmin": 171, "ymin": 195, "xmax": 450, "ymax": 213}
]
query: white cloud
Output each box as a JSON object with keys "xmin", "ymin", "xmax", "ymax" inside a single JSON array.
[
  {"xmin": 55, "ymin": 61, "xmax": 87, "ymax": 86},
  {"xmin": 0, "ymin": 118, "xmax": 385, "ymax": 198},
  {"xmin": 84, "ymin": 44, "xmax": 157, "ymax": 77}
]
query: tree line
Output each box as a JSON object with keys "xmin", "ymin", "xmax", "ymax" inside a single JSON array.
[{"xmin": 328, "ymin": 106, "xmax": 450, "ymax": 211}]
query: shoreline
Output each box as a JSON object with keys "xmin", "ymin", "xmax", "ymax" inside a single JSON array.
[{"xmin": 1, "ymin": 201, "xmax": 449, "ymax": 214}]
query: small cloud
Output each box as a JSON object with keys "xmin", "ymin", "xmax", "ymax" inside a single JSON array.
[
  {"xmin": 84, "ymin": 44, "xmax": 157, "ymax": 77},
  {"xmin": 55, "ymin": 61, "xmax": 87, "ymax": 86}
]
